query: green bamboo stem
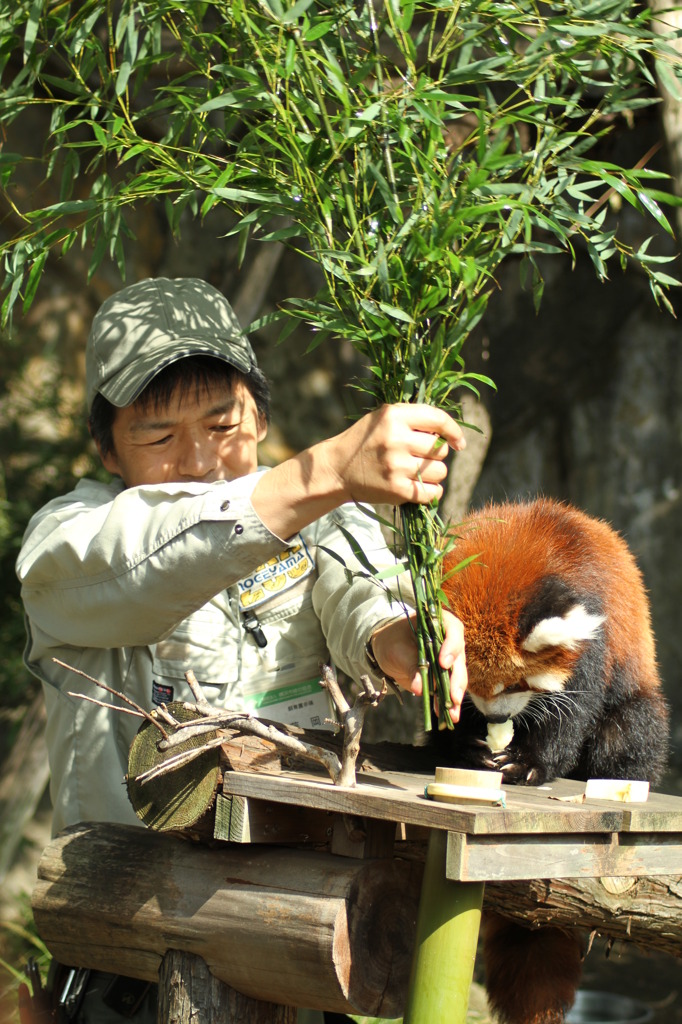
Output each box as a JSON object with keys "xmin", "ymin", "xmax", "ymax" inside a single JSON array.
[
  {"xmin": 400, "ymin": 502, "xmax": 453, "ymax": 731},
  {"xmin": 403, "ymin": 830, "xmax": 484, "ymax": 1024}
]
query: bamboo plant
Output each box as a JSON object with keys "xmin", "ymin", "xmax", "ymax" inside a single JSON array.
[{"xmin": 2, "ymin": 0, "xmax": 681, "ymax": 727}]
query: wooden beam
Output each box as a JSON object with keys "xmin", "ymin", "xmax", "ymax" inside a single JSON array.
[
  {"xmin": 33, "ymin": 821, "xmax": 422, "ymax": 1017},
  {"xmin": 447, "ymin": 831, "xmax": 682, "ymax": 882}
]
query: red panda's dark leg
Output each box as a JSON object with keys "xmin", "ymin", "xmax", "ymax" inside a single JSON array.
[
  {"xmin": 482, "ymin": 910, "xmax": 584, "ymax": 1024},
  {"xmin": 582, "ymin": 689, "xmax": 669, "ymax": 786}
]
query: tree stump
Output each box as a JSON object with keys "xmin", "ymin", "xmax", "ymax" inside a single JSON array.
[
  {"xmin": 158, "ymin": 950, "xmax": 296, "ymax": 1024},
  {"xmin": 127, "ymin": 703, "xmax": 221, "ymax": 832}
]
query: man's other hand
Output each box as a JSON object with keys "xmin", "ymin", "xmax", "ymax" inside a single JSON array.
[{"xmin": 369, "ymin": 608, "xmax": 467, "ymax": 723}]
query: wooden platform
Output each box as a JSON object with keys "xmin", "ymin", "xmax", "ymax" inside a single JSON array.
[
  {"xmin": 33, "ymin": 769, "xmax": 682, "ymax": 1023},
  {"xmin": 219, "ymin": 770, "xmax": 682, "ymax": 881}
]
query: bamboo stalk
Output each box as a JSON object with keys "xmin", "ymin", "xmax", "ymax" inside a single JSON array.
[
  {"xmin": 400, "ymin": 502, "xmax": 452, "ymax": 731},
  {"xmin": 403, "ymin": 829, "xmax": 484, "ymax": 1024}
]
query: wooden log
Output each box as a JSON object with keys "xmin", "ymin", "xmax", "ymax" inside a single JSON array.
[
  {"xmin": 33, "ymin": 821, "xmax": 422, "ymax": 1017},
  {"xmin": 157, "ymin": 949, "xmax": 296, "ymax": 1023},
  {"xmin": 484, "ymin": 874, "xmax": 682, "ymax": 959},
  {"xmin": 127, "ymin": 703, "xmax": 222, "ymax": 832}
]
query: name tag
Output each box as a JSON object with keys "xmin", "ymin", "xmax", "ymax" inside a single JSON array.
[{"xmin": 242, "ymin": 677, "xmax": 335, "ymax": 731}]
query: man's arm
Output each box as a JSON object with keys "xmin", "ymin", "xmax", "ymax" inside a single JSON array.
[
  {"xmin": 252, "ymin": 404, "xmax": 465, "ymax": 540},
  {"xmin": 18, "ymin": 403, "xmax": 466, "ymax": 657},
  {"xmin": 311, "ymin": 499, "xmax": 468, "ymax": 723},
  {"xmin": 297, "ymin": 403, "xmax": 467, "ymax": 720},
  {"xmin": 16, "ymin": 475, "xmax": 285, "ymax": 648}
]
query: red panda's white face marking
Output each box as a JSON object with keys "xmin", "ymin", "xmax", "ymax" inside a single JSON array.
[
  {"xmin": 470, "ymin": 690, "xmax": 532, "ymax": 719},
  {"xmin": 470, "ymin": 667, "xmax": 573, "ymax": 719},
  {"xmin": 521, "ymin": 605, "xmax": 605, "ymax": 653},
  {"xmin": 525, "ymin": 670, "xmax": 572, "ymax": 692},
  {"xmin": 468, "ymin": 605, "xmax": 603, "ymax": 721}
]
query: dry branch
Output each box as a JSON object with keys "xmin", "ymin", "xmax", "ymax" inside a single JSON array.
[
  {"xmin": 319, "ymin": 665, "xmax": 387, "ymax": 787},
  {"xmin": 57, "ymin": 658, "xmax": 390, "ymax": 835},
  {"xmin": 54, "ymin": 657, "xmax": 169, "ymax": 740}
]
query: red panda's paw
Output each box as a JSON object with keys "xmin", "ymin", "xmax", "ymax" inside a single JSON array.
[
  {"xmin": 493, "ymin": 749, "xmax": 550, "ymax": 786},
  {"xmin": 455, "ymin": 736, "xmax": 501, "ymax": 773}
]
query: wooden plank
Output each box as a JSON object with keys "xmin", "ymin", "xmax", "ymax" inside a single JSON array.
[
  {"xmin": 330, "ymin": 817, "xmax": 396, "ymax": 859},
  {"xmin": 221, "ymin": 770, "xmax": 682, "ymax": 836},
  {"xmin": 528, "ymin": 785, "xmax": 682, "ymax": 833},
  {"xmin": 213, "ymin": 793, "xmax": 334, "ymax": 844},
  {"xmin": 622, "ymin": 791, "xmax": 682, "ymax": 832},
  {"xmin": 446, "ymin": 831, "xmax": 682, "ymax": 882}
]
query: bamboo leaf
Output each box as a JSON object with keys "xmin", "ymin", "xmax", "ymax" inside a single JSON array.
[
  {"xmin": 116, "ymin": 60, "xmax": 132, "ymax": 96},
  {"xmin": 22, "ymin": 252, "xmax": 48, "ymax": 313},
  {"xmin": 377, "ymin": 302, "xmax": 414, "ymax": 323},
  {"xmin": 331, "ymin": 524, "xmax": 381, "ymax": 577},
  {"xmin": 374, "ymin": 563, "xmax": 409, "ymax": 581},
  {"xmin": 211, "ymin": 186, "xmax": 283, "ymax": 204},
  {"xmin": 636, "ymin": 190, "xmax": 674, "ymax": 236},
  {"xmin": 22, "ymin": 0, "xmax": 42, "ymax": 62},
  {"xmin": 281, "ymin": 0, "xmax": 316, "ymax": 24},
  {"xmin": 655, "ymin": 58, "xmax": 682, "ymax": 102}
]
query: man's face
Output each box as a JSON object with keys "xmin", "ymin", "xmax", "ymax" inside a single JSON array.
[{"xmin": 99, "ymin": 380, "xmax": 267, "ymax": 487}]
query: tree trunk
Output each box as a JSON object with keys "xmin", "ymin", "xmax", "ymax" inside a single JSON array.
[
  {"xmin": 0, "ymin": 693, "xmax": 49, "ymax": 882},
  {"xmin": 649, "ymin": 0, "xmax": 682, "ymax": 238},
  {"xmin": 484, "ymin": 874, "xmax": 682, "ymax": 959},
  {"xmin": 157, "ymin": 949, "xmax": 296, "ymax": 1024}
]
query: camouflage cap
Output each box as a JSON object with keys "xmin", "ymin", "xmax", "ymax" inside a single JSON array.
[{"xmin": 85, "ymin": 277, "xmax": 257, "ymax": 410}]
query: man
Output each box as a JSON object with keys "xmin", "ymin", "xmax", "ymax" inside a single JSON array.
[{"xmin": 17, "ymin": 276, "xmax": 467, "ymax": 1021}]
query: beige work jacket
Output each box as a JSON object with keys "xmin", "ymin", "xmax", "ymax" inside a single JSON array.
[{"xmin": 17, "ymin": 471, "xmax": 408, "ymax": 835}]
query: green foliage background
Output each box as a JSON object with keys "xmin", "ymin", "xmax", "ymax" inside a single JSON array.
[{"xmin": 1, "ymin": 0, "xmax": 681, "ymax": 321}]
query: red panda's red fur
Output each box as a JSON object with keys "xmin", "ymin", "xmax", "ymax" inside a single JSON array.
[
  {"xmin": 443, "ymin": 498, "xmax": 658, "ymax": 706},
  {"xmin": 482, "ymin": 912, "xmax": 584, "ymax": 1024},
  {"xmin": 434, "ymin": 498, "xmax": 669, "ymax": 1024}
]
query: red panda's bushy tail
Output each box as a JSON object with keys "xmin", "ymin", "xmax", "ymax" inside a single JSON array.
[{"xmin": 483, "ymin": 910, "xmax": 584, "ymax": 1024}]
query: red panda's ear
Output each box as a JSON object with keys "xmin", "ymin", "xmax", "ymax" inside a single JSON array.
[{"xmin": 521, "ymin": 605, "xmax": 605, "ymax": 653}]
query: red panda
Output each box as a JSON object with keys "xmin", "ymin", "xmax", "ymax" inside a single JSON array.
[
  {"xmin": 439, "ymin": 497, "xmax": 668, "ymax": 785},
  {"xmin": 435, "ymin": 498, "xmax": 669, "ymax": 1024}
]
